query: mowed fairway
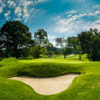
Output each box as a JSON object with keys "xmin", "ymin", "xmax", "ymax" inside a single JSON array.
[{"xmin": 0, "ymin": 57, "xmax": 100, "ymax": 100}]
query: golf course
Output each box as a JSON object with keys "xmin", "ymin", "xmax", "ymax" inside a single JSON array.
[
  {"xmin": 0, "ymin": 1, "xmax": 100, "ymax": 99},
  {"xmin": 0, "ymin": 55, "xmax": 100, "ymax": 100}
]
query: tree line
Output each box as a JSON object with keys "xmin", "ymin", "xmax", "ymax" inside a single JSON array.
[
  {"xmin": 56, "ymin": 29, "xmax": 100, "ymax": 61},
  {"xmin": 0, "ymin": 21, "xmax": 100, "ymax": 61},
  {"xmin": 0, "ymin": 21, "xmax": 54, "ymax": 58}
]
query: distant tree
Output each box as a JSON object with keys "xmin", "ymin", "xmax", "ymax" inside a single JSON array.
[
  {"xmin": 56, "ymin": 38, "xmax": 64, "ymax": 48},
  {"xmin": 0, "ymin": 27, "xmax": 5, "ymax": 57},
  {"xmin": 34, "ymin": 29, "xmax": 48, "ymax": 47},
  {"xmin": 19, "ymin": 47, "xmax": 30, "ymax": 58},
  {"xmin": 40, "ymin": 47, "xmax": 48, "ymax": 57},
  {"xmin": 30, "ymin": 45, "xmax": 41, "ymax": 58},
  {"xmin": 55, "ymin": 38, "xmax": 66, "ymax": 58},
  {"xmin": 64, "ymin": 47, "xmax": 73, "ymax": 56},
  {"xmin": 78, "ymin": 28, "xmax": 100, "ymax": 61},
  {"xmin": 67, "ymin": 37, "xmax": 82, "ymax": 60},
  {"xmin": 46, "ymin": 42, "xmax": 54, "ymax": 57},
  {"xmin": 0, "ymin": 21, "xmax": 32, "ymax": 58},
  {"xmin": 0, "ymin": 28, "xmax": 3, "ymax": 57},
  {"xmin": 34, "ymin": 29, "xmax": 54, "ymax": 57}
]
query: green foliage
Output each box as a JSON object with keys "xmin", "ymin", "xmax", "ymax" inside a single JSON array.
[
  {"xmin": 67, "ymin": 37, "xmax": 82, "ymax": 60},
  {"xmin": 55, "ymin": 38, "xmax": 67, "ymax": 58},
  {"xmin": 46, "ymin": 42, "xmax": 54, "ymax": 57},
  {"xmin": 0, "ymin": 21, "xmax": 32, "ymax": 58},
  {"xmin": 78, "ymin": 28, "xmax": 100, "ymax": 61},
  {"xmin": 40, "ymin": 47, "xmax": 48, "ymax": 57},
  {"xmin": 64, "ymin": 47, "xmax": 73, "ymax": 56},
  {"xmin": 17, "ymin": 62, "xmax": 80, "ymax": 77},
  {"xmin": 30, "ymin": 45, "xmax": 41, "ymax": 58},
  {"xmin": 0, "ymin": 58, "xmax": 18, "ymax": 65},
  {"xmin": 34, "ymin": 29, "xmax": 48, "ymax": 47},
  {"xmin": 55, "ymin": 38, "xmax": 65, "ymax": 47},
  {"xmin": 19, "ymin": 47, "xmax": 30, "ymax": 57}
]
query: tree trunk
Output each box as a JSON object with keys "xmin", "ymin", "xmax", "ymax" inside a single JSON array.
[
  {"xmin": 13, "ymin": 44, "xmax": 18, "ymax": 58},
  {"xmin": 64, "ymin": 54, "xmax": 66, "ymax": 59},
  {"xmin": 79, "ymin": 53, "xmax": 82, "ymax": 61}
]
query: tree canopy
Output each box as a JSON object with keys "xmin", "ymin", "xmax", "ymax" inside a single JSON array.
[
  {"xmin": 34, "ymin": 29, "xmax": 48, "ymax": 47},
  {"xmin": 0, "ymin": 21, "xmax": 32, "ymax": 58},
  {"xmin": 78, "ymin": 29, "xmax": 100, "ymax": 61}
]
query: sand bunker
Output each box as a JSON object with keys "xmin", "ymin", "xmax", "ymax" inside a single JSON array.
[{"xmin": 10, "ymin": 74, "xmax": 78, "ymax": 95}]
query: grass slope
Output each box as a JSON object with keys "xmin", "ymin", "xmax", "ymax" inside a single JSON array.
[{"xmin": 0, "ymin": 57, "xmax": 100, "ymax": 100}]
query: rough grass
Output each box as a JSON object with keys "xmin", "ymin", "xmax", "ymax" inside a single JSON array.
[{"xmin": 0, "ymin": 57, "xmax": 100, "ymax": 100}]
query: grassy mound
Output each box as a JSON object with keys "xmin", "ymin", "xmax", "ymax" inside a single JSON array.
[
  {"xmin": 0, "ymin": 58, "xmax": 100, "ymax": 100},
  {"xmin": 0, "ymin": 58, "xmax": 82, "ymax": 77}
]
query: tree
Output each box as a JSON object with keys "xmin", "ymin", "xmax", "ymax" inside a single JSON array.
[
  {"xmin": 40, "ymin": 47, "xmax": 48, "ymax": 57},
  {"xmin": 34, "ymin": 29, "xmax": 48, "ymax": 47},
  {"xmin": 30, "ymin": 45, "xmax": 41, "ymax": 58},
  {"xmin": 0, "ymin": 21, "xmax": 32, "ymax": 58},
  {"xmin": 78, "ymin": 28, "xmax": 100, "ymax": 61},
  {"xmin": 34, "ymin": 29, "xmax": 54, "ymax": 58},
  {"xmin": 64, "ymin": 47, "xmax": 73, "ymax": 56},
  {"xmin": 67, "ymin": 37, "xmax": 82, "ymax": 60},
  {"xmin": 55, "ymin": 38, "xmax": 66, "ymax": 58},
  {"xmin": 46, "ymin": 42, "xmax": 54, "ymax": 57}
]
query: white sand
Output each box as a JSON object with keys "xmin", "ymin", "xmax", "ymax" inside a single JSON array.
[{"xmin": 10, "ymin": 74, "xmax": 78, "ymax": 95}]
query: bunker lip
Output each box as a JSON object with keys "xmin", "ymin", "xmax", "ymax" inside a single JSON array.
[{"xmin": 10, "ymin": 74, "xmax": 79, "ymax": 95}]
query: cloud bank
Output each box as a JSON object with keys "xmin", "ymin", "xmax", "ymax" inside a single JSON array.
[
  {"xmin": 0, "ymin": 0, "xmax": 47, "ymax": 22},
  {"xmin": 52, "ymin": 5, "xmax": 100, "ymax": 36}
]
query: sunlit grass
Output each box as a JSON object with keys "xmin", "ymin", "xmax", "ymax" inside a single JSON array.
[
  {"xmin": 20, "ymin": 54, "xmax": 89, "ymax": 64},
  {"xmin": 0, "ymin": 55, "xmax": 100, "ymax": 100}
]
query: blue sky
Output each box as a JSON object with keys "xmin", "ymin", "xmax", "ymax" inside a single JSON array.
[{"xmin": 0, "ymin": 0, "xmax": 100, "ymax": 44}]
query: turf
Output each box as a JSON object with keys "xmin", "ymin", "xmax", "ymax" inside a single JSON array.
[{"xmin": 0, "ymin": 56, "xmax": 100, "ymax": 100}]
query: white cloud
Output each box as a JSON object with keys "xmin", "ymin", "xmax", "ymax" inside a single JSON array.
[
  {"xmin": 64, "ymin": 0, "xmax": 89, "ymax": 3},
  {"xmin": 0, "ymin": 0, "xmax": 46, "ymax": 22},
  {"xmin": 54, "ymin": 13, "xmax": 87, "ymax": 33},
  {"xmin": 0, "ymin": 0, "xmax": 5, "ymax": 13},
  {"xmin": 23, "ymin": 1, "xmax": 33, "ymax": 7},
  {"xmin": 0, "ymin": 1, "xmax": 6, "ymax": 8},
  {"xmin": 48, "ymin": 34, "xmax": 57, "ymax": 46},
  {"xmin": 74, "ymin": 0, "xmax": 87, "ymax": 2},
  {"xmin": 14, "ymin": 17, "xmax": 22, "ymax": 21},
  {"xmin": 22, "ymin": 1, "xmax": 35, "ymax": 22},
  {"xmin": 48, "ymin": 34, "xmax": 56, "ymax": 41},
  {"xmin": 52, "ymin": 8, "xmax": 100, "ymax": 36},
  {"xmin": 95, "ymin": 11, "xmax": 100, "ymax": 15},
  {"xmin": 7, "ymin": 0, "xmax": 16, "ymax": 8},
  {"xmin": 0, "ymin": 0, "xmax": 2, "ymax": 3},
  {"xmin": 0, "ymin": 7, "xmax": 3, "ymax": 13},
  {"xmin": 21, "ymin": 0, "xmax": 45, "ymax": 22},
  {"xmin": 66, "ymin": 10, "xmax": 77, "ymax": 15},
  {"xmin": 87, "ymin": 11, "xmax": 100, "ymax": 16},
  {"xmin": 4, "ymin": 11, "xmax": 11, "ymax": 20},
  {"xmin": 93, "ymin": 5, "xmax": 100, "ymax": 9},
  {"xmin": 15, "ymin": 7, "xmax": 22, "ymax": 16},
  {"xmin": 36, "ymin": 0, "xmax": 48, "ymax": 3},
  {"xmin": 23, "ymin": 7, "xmax": 30, "ymax": 22},
  {"xmin": 94, "ymin": 19, "xmax": 100, "ymax": 24}
]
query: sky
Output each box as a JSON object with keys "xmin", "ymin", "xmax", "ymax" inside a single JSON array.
[{"xmin": 0, "ymin": 0, "xmax": 100, "ymax": 44}]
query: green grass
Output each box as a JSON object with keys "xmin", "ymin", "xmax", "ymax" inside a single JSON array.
[{"xmin": 0, "ymin": 56, "xmax": 100, "ymax": 100}]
